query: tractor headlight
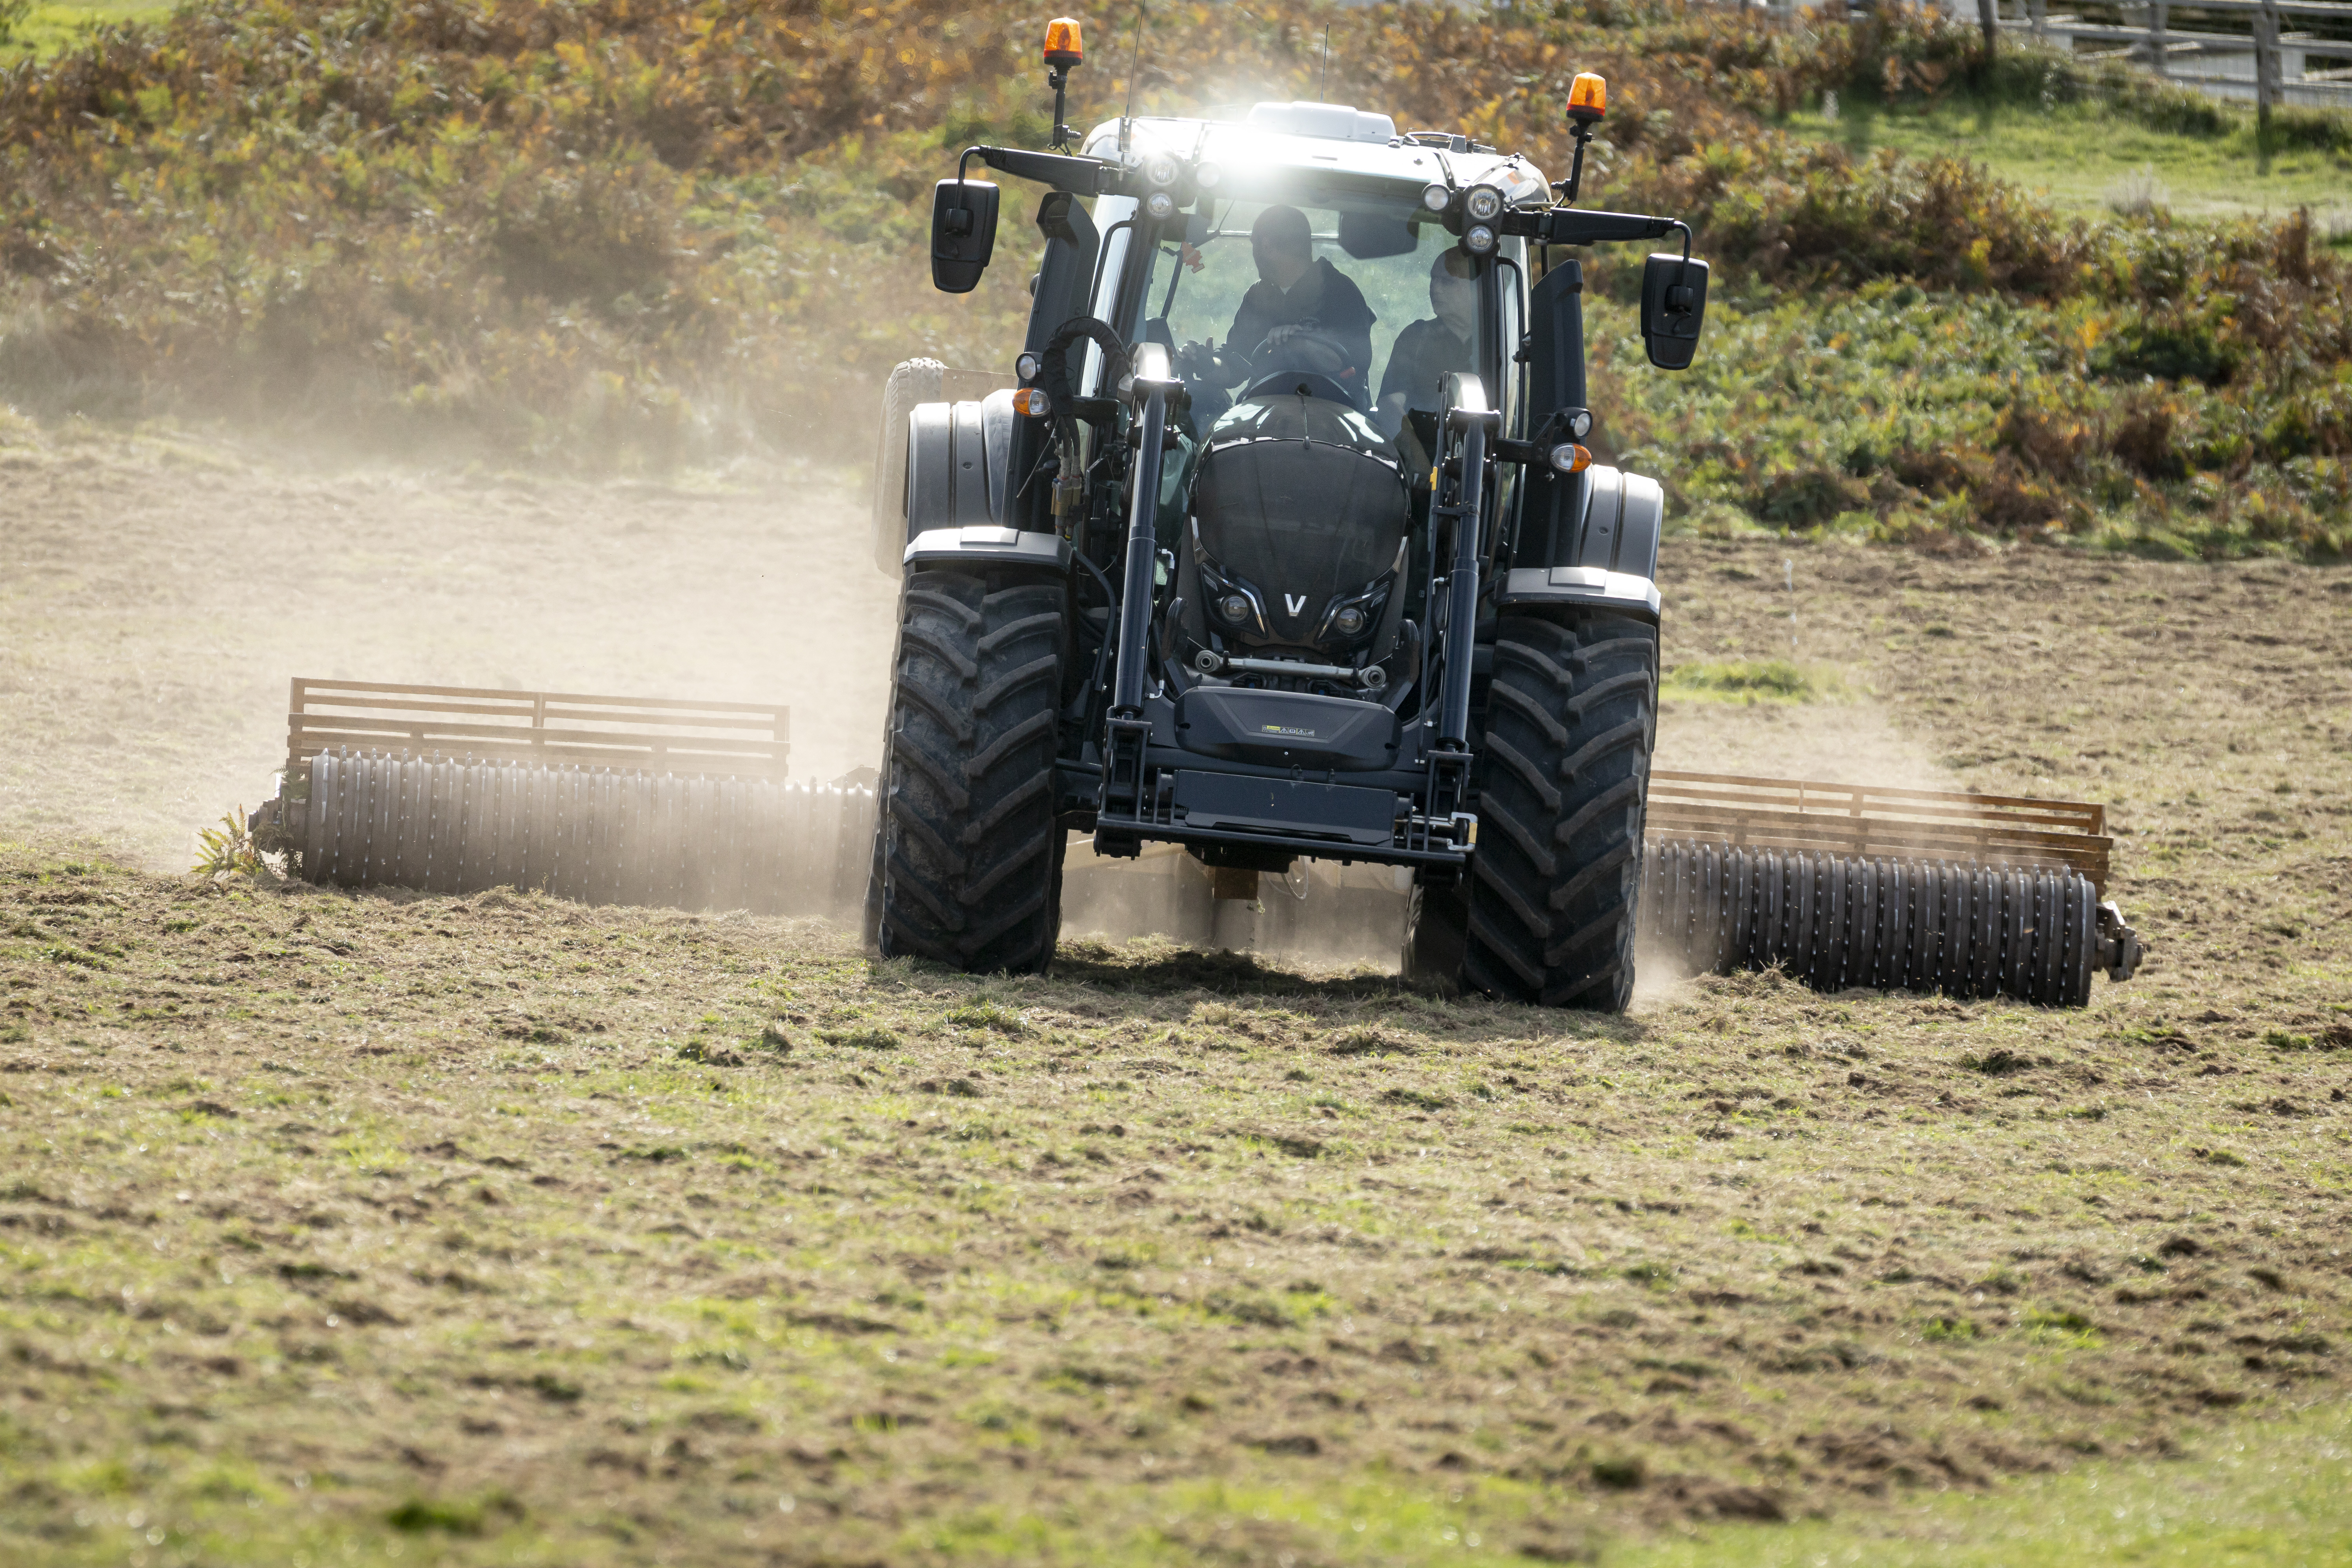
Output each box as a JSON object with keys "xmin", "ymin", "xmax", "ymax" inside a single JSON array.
[
  {"xmin": 1015, "ymin": 350, "xmax": 1042, "ymax": 383},
  {"xmin": 1420, "ymin": 183, "xmax": 1451, "ymax": 214},
  {"xmin": 1334, "ymin": 606, "xmax": 1367, "ymax": 637},
  {"xmin": 1143, "ymin": 153, "xmax": 1181, "ymax": 188},
  {"xmin": 1218, "ymin": 593, "xmax": 1252, "ymax": 624},
  {"xmin": 1144, "ymin": 189, "xmax": 1178, "ymax": 221},
  {"xmin": 1194, "ymin": 162, "xmax": 1223, "ymax": 191},
  {"xmin": 1565, "ymin": 408, "xmax": 1593, "ymax": 439},
  {"xmin": 1464, "ymin": 184, "xmax": 1504, "ymax": 222},
  {"xmin": 1462, "ymin": 223, "xmax": 1497, "ymax": 256}
]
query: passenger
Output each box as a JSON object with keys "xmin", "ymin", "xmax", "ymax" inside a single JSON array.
[
  {"xmin": 1375, "ymin": 248, "xmax": 1479, "ymax": 440},
  {"xmin": 1180, "ymin": 205, "xmax": 1376, "ymax": 401}
]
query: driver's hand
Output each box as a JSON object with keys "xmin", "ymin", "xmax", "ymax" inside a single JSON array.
[
  {"xmin": 1175, "ymin": 341, "xmax": 1216, "ymax": 379},
  {"xmin": 1263, "ymin": 324, "xmax": 1301, "ymax": 349}
]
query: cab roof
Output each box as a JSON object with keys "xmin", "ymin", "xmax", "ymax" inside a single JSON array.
[{"xmin": 1080, "ymin": 103, "xmax": 1552, "ymax": 209}]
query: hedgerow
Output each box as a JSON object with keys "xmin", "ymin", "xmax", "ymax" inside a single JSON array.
[{"xmin": 0, "ymin": 0, "xmax": 2341, "ymax": 553}]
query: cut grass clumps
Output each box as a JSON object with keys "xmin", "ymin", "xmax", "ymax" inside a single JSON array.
[
  {"xmin": 1661, "ymin": 659, "xmax": 1828, "ymax": 704},
  {"xmin": 386, "ymin": 1489, "xmax": 525, "ymax": 1536},
  {"xmin": 819, "ymin": 1025, "xmax": 901, "ymax": 1051}
]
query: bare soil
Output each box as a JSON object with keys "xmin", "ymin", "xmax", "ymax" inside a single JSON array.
[{"xmin": 2, "ymin": 428, "xmax": 2349, "ymax": 1566}]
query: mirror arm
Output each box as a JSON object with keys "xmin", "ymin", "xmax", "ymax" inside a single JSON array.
[
  {"xmin": 1508, "ymin": 208, "xmax": 1679, "ymax": 247},
  {"xmin": 965, "ymin": 143, "xmax": 1123, "ymax": 196}
]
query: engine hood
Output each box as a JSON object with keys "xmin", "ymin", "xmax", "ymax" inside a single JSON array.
[{"xmin": 1188, "ymin": 392, "xmax": 1410, "ymax": 653}]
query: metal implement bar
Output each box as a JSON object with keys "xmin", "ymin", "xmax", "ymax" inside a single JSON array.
[
  {"xmin": 285, "ymin": 679, "xmax": 790, "ymax": 779},
  {"xmin": 1646, "ymin": 769, "xmax": 2114, "ymax": 892}
]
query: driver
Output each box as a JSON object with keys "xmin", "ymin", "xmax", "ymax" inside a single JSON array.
[
  {"xmin": 1183, "ymin": 205, "xmax": 1376, "ymax": 400},
  {"xmin": 1375, "ymin": 248, "xmax": 1479, "ymax": 439}
]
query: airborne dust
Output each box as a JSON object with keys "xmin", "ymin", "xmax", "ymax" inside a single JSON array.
[{"xmin": 0, "ymin": 428, "xmax": 1956, "ymax": 978}]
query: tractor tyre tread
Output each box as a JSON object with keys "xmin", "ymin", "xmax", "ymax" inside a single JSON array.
[
  {"xmin": 1461, "ymin": 611, "xmax": 1657, "ymax": 1011},
  {"xmin": 879, "ymin": 568, "xmax": 1067, "ymax": 973}
]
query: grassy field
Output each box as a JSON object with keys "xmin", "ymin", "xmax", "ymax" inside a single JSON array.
[
  {"xmin": 1788, "ymin": 90, "xmax": 2352, "ymax": 228},
  {"xmin": 0, "ymin": 0, "xmax": 170, "ymax": 56},
  {"xmin": 3, "ymin": 429, "xmax": 2349, "ymax": 1564}
]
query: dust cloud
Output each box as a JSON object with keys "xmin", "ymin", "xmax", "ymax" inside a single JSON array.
[
  {"xmin": 0, "ymin": 436, "xmax": 900, "ymax": 871},
  {"xmin": 1, "ymin": 428, "xmax": 1950, "ymax": 985}
]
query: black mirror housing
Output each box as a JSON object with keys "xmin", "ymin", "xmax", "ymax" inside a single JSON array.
[
  {"xmin": 931, "ymin": 179, "xmax": 1001, "ymax": 294},
  {"xmin": 1639, "ymin": 252, "xmax": 1709, "ymax": 370}
]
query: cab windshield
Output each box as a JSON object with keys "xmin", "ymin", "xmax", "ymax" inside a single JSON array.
[{"xmin": 1135, "ymin": 196, "xmax": 1481, "ymax": 441}]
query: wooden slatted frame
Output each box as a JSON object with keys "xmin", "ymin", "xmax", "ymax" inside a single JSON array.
[
  {"xmin": 286, "ymin": 678, "xmax": 789, "ymax": 779},
  {"xmin": 1644, "ymin": 768, "xmax": 2113, "ymax": 892}
]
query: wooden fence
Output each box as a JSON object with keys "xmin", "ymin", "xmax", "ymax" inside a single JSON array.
[
  {"xmin": 2008, "ymin": 0, "xmax": 2352, "ymax": 111},
  {"xmin": 1719, "ymin": 0, "xmax": 2352, "ymax": 110}
]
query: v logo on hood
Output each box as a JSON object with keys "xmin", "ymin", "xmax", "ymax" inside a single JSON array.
[{"xmin": 1285, "ymin": 594, "xmax": 1307, "ymax": 616}]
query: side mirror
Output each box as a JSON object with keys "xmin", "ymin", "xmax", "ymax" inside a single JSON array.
[
  {"xmin": 931, "ymin": 179, "xmax": 1000, "ymax": 294},
  {"xmin": 1639, "ymin": 252, "xmax": 1709, "ymax": 370}
]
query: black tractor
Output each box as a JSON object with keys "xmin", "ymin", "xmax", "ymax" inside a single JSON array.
[{"xmin": 868, "ymin": 46, "xmax": 1710, "ymax": 1010}]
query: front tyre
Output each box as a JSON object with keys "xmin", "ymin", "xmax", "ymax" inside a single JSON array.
[
  {"xmin": 877, "ymin": 567, "xmax": 1069, "ymax": 973},
  {"xmin": 1462, "ymin": 610, "xmax": 1658, "ymax": 1010}
]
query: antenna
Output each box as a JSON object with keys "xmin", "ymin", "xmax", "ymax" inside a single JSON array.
[
  {"xmin": 1120, "ymin": 6, "xmax": 1146, "ymax": 154},
  {"xmin": 1318, "ymin": 25, "xmax": 1330, "ymax": 102}
]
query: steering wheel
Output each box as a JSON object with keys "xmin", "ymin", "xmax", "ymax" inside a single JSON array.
[{"xmin": 1241, "ymin": 325, "xmax": 1354, "ymax": 387}]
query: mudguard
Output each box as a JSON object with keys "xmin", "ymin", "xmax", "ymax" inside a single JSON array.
[
  {"xmin": 892, "ymin": 388, "xmax": 1067, "ymax": 573},
  {"xmin": 1500, "ymin": 463, "xmax": 1663, "ymax": 620}
]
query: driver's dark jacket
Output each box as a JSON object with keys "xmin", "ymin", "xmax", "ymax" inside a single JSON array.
[{"xmin": 1224, "ymin": 258, "xmax": 1376, "ymax": 397}]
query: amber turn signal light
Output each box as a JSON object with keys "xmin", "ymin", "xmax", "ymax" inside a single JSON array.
[
  {"xmin": 1043, "ymin": 17, "xmax": 1083, "ymax": 68},
  {"xmin": 1548, "ymin": 442, "xmax": 1592, "ymax": 474},
  {"xmin": 1567, "ymin": 71, "xmax": 1607, "ymax": 124},
  {"xmin": 1014, "ymin": 388, "xmax": 1052, "ymax": 417}
]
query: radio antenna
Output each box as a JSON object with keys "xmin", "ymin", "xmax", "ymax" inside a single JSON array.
[
  {"xmin": 1120, "ymin": 6, "xmax": 1146, "ymax": 154},
  {"xmin": 1318, "ymin": 26, "xmax": 1330, "ymax": 102}
]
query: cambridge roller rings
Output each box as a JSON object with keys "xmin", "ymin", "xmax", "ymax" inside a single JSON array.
[{"xmin": 289, "ymin": 748, "xmax": 875, "ymax": 919}]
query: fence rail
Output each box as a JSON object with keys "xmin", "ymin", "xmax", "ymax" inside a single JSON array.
[
  {"xmin": 2004, "ymin": 0, "xmax": 2352, "ymax": 109},
  {"xmin": 1720, "ymin": 0, "xmax": 2352, "ymax": 109}
]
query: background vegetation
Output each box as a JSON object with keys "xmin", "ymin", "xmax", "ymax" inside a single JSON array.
[{"xmin": 0, "ymin": 0, "xmax": 2344, "ymax": 555}]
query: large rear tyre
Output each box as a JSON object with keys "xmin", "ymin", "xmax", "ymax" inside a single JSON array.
[
  {"xmin": 877, "ymin": 568, "xmax": 1069, "ymax": 973},
  {"xmin": 1460, "ymin": 610, "xmax": 1658, "ymax": 1010}
]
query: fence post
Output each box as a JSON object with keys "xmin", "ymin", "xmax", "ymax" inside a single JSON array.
[
  {"xmin": 2150, "ymin": 0, "xmax": 2167, "ymax": 77},
  {"xmin": 2256, "ymin": 0, "xmax": 2280, "ymax": 137},
  {"xmin": 2031, "ymin": 0, "xmax": 2047, "ymax": 43},
  {"xmin": 1978, "ymin": 0, "xmax": 1999, "ymax": 67}
]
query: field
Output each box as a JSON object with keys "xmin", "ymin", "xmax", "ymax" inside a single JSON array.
[
  {"xmin": 2, "ymin": 0, "xmax": 2350, "ymax": 1559},
  {"xmin": 4, "ymin": 426, "xmax": 2351, "ymax": 1564}
]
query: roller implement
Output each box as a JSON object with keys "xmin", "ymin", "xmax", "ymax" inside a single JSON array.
[{"xmin": 254, "ymin": 40, "xmax": 2142, "ymax": 1007}]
